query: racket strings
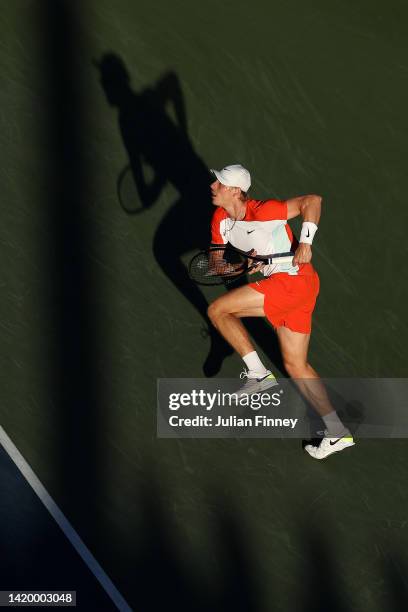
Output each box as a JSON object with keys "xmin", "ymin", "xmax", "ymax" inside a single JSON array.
[{"xmin": 189, "ymin": 248, "xmax": 249, "ymax": 286}]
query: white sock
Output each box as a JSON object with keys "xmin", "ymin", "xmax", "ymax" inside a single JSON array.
[
  {"xmin": 322, "ymin": 411, "xmax": 347, "ymax": 437},
  {"xmin": 242, "ymin": 351, "xmax": 269, "ymax": 378}
]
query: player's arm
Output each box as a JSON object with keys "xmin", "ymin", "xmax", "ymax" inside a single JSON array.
[
  {"xmin": 286, "ymin": 194, "xmax": 322, "ymax": 222},
  {"xmin": 155, "ymin": 71, "xmax": 188, "ymax": 134},
  {"xmin": 129, "ymin": 155, "xmax": 166, "ymax": 207},
  {"xmin": 286, "ymin": 195, "xmax": 322, "ymax": 264},
  {"xmin": 209, "ymin": 209, "xmax": 231, "ymax": 271}
]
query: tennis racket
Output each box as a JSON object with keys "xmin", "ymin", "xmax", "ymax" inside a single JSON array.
[{"xmin": 189, "ymin": 246, "xmax": 294, "ymax": 286}]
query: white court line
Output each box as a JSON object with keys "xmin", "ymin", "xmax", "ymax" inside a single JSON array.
[{"xmin": 0, "ymin": 425, "xmax": 132, "ymax": 612}]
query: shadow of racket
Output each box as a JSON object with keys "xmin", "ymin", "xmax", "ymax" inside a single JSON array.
[{"xmin": 117, "ymin": 164, "xmax": 155, "ymax": 214}]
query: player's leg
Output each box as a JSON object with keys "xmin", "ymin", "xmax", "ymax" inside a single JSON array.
[
  {"xmin": 207, "ymin": 285, "xmax": 265, "ymax": 356},
  {"xmin": 276, "ymin": 325, "xmax": 354, "ymax": 458},
  {"xmin": 275, "ymin": 326, "xmax": 336, "ymax": 417},
  {"xmin": 208, "ymin": 286, "xmax": 277, "ymax": 389}
]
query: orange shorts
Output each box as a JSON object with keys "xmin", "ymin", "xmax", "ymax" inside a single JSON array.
[{"xmin": 249, "ymin": 266, "xmax": 320, "ymax": 334}]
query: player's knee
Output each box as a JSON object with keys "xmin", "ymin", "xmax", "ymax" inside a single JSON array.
[
  {"xmin": 207, "ymin": 299, "xmax": 227, "ymax": 322},
  {"xmin": 207, "ymin": 300, "xmax": 221, "ymax": 322}
]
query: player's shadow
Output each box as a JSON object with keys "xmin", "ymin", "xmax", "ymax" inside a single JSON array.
[{"xmin": 95, "ymin": 53, "xmax": 284, "ymax": 377}]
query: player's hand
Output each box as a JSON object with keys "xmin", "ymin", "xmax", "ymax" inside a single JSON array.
[
  {"xmin": 293, "ymin": 243, "xmax": 312, "ymax": 265},
  {"xmin": 248, "ymin": 250, "xmax": 265, "ymax": 275}
]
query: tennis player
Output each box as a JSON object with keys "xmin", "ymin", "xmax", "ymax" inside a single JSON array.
[{"xmin": 207, "ymin": 164, "xmax": 354, "ymax": 460}]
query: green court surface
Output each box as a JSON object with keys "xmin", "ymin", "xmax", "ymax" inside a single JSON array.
[{"xmin": 1, "ymin": 1, "xmax": 408, "ymax": 610}]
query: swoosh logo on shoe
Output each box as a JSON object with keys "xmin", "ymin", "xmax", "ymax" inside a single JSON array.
[{"xmin": 329, "ymin": 438, "xmax": 344, "ymax": 446}]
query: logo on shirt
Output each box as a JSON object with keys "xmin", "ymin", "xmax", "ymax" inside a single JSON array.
[{"xmin": 247, "ymin": 229, "xmax": 255, "ymax": 234}]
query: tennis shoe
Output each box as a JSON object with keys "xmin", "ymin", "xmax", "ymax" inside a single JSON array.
[
  {"xmin": 235, "ymin": 370, "xmax": 278, "ymax": 399},
  {"xmin": 304, "ymin": 430, "xmax": 355, "ymax": 460}
]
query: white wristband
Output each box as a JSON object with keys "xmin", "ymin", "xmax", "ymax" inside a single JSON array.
[{"xmin": 300, "ymin": 221, "xmax": 318, "ymax": 245}]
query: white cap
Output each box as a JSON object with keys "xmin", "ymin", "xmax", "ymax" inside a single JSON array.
[{"xmin": 210, "ymin": 164, "xmax": 251, "ymax": 192}]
